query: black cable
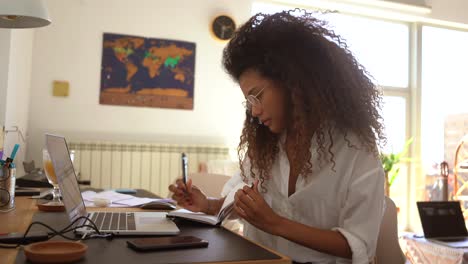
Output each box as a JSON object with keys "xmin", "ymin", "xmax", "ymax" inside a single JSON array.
[
  {"xmin": 53, "ymin": 215, "xmax": 101, "ymax": 235},
  {"xmin": 0, "ymin": 215, "xmax": 104, "ymax": 249}
]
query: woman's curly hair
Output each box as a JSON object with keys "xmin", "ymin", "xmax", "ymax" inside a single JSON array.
[{"xmin": 222, "ymin": 9, "xmax": 386, "ymax": 186}]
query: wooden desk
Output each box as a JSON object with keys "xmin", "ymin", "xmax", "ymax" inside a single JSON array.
[
  {"xmin": 0, "ymin": 197, "xmax": 38, "ymax": 264},
  {"xmin": 0, "ymin": 196, "xmax": 291, "ymax": 264}
]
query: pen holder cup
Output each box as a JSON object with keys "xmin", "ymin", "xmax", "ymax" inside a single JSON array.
[{"xmin": 0, "ymin": 167, "xmax": 16, "ymax": 212}]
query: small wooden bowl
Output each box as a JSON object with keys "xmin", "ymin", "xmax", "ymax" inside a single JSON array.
[
  {"xmin": 37, "ymin": 203, "xmax": 65, "ymax": 212},
  {"xmin": 24, "ymin": 241, "xmax": 87, "ymax": 263}
]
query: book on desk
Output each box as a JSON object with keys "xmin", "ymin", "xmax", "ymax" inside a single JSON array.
[
  {"xmin": 167, "ymin": 181, "xmax": 247, "ymax": 225},
  {"xmin": 167, "ymin": 202, "xmax": 233, "ymax": 225}
]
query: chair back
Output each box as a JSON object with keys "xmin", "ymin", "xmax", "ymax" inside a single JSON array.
[
  {"xmin": 375, "ymin": 196, "xmax": 406, "ymax": 264},
  {"xmin": 188, "ymin": 172, "xmax": 231, "ymax": 198}
]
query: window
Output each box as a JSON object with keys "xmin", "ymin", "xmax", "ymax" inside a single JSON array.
[
  {"xmin": 321, "ymin": 14, "xmax": 409, "ymax": 88},
  {"xmin": 380, "ymin": 96, "xmax": 409, "ymax": 228},
  {"xmin": 252, "ymin": 2, "xmax": 409, "ymax": 88},
  {"xmin": 422, "ymin": 26, "xmax": 468, "ymax": 167},
  {"xmin": 421, "ymin": 26, "xmax": 468, "ymax": 206}
]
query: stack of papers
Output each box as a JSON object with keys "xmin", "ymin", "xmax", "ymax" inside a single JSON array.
[{"xmin": 82, "ymin": 190, "xmax": 174, "ymax": 208}]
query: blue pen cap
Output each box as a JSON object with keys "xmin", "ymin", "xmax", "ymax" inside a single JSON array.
[{"xmin": 10, "ymin": 144, "xmax": 20, "ymax": 160}]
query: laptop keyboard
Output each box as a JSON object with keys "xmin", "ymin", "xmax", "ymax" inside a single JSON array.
[{"xmin": 86, "ymin": 212, "xmax": 136, "ymax": 231}]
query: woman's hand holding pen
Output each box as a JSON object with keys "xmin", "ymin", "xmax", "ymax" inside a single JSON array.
[
  {"xmin": 168, "ymin": 179, "xmax": 209, "ymax": 213},
  {"xmin": 234, "ymin": 180, "xmax": 283, "ymax": 236}
]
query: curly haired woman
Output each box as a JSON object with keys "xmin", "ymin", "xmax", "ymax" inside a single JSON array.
[{"xmin": 169, "ymin": 9, "xmax": 385, "ymax": 264}]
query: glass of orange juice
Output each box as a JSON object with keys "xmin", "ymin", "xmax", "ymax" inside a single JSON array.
[{"xmin": 43, "ymin": 149, "xmax": 63, "ymax": 205}]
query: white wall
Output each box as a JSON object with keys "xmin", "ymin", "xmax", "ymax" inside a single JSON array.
[
  {"xmin": 6, "ymin": 30, "xmax": 34, "ymax": 177},
  {"xmin": 26, "ymin": 0, "xmax": 253, "ymax": 165},
  {"xmin": 0, "ymin": 29, "xmax": 34, "ymax": 177},
  {"xmin": 0, "ymin": 30, "xmax": 10, "ymax": 135},
  {"xmin": 362, "ymin": 0, "xmax": 468, "ymax": 24},
  {"xmin": 385, "ymin": 0, "xmax": 468, "ymax": 24},
  {"xmin": 425, "ymin": 0, "xmax": 468, "ymax": 25}
]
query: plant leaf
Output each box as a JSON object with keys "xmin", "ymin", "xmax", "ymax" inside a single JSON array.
[
  {"xmin": 381, "ymin": 137, "xmax": 413, "ymax": 187},
  {"xmin": 389, "ymin": 167, "xmax": 400, "ymax": 186}
]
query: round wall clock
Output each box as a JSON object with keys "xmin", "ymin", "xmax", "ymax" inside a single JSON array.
[{"xmin": 211, "ymin": 15, "xmax": 236, "ymax": 41}]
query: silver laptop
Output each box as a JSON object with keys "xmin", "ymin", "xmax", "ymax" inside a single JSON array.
[
  {"xmin": 45, "ymin": 134, "xmax": 180, "ymax": 236},
  {"xmin": 417, "ymin": 201, "xmax": 468, "ymax": 247}
]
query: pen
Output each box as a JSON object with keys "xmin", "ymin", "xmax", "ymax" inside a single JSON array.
[{"xmin": 181, "ymin": 153, "xmax": 188, "ymax": 186}]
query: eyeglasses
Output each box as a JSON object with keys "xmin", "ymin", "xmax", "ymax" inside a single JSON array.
[{"xmin": 242, "ymin": 87, "xmax": 265, "ymax": 111}]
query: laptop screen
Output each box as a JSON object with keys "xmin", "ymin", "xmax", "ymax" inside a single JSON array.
[
  {"xmin": 46, "ymin": 134, "xmax": 87, "ymax": 224},
  {"xmin": 417, "ymin": 201, "xmax": 468, "ymax": 238}
]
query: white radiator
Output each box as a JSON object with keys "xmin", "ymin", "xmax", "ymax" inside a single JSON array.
[{"xmin": 68, "ymin": 142, "xmax": 230, "ymax": 197}]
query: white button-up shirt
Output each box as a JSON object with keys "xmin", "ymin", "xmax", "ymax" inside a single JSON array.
[{"xmin": 222, "ymin": 131, "xmax": 384, "ymax": 263}]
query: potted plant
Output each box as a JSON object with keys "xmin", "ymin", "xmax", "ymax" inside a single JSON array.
[{"xmin": 380, "ymin": 138, "xmax": 413, "ymax": 197}]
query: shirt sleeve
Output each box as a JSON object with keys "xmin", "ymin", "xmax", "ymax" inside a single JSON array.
[{"xmin": 332, "ymin": 153, "xmax": 385, "ymax": 264}]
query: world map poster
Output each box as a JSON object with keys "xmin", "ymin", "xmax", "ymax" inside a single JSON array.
[{"xmin": 100, "ymin": 33, "xmax": 196, "ymax": 109}]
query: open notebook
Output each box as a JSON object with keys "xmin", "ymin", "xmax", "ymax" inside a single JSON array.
[{"xmin": 167, "ymin": 182, "xmax": 248, "ymax": 225}]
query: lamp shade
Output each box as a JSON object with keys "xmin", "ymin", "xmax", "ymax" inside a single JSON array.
[{"xmin": 0, "ymin": 0, "xmax": 51, "ymax": 28}]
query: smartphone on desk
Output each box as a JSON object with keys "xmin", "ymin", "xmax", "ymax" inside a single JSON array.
[{"xmin": 127, "ymin": 236, "xmax": 208, "ymax": 251}]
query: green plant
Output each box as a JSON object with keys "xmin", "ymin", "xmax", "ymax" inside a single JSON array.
[{"xmin": 380, "ymin": 138, "xmax": 413, "ymax": 194}]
